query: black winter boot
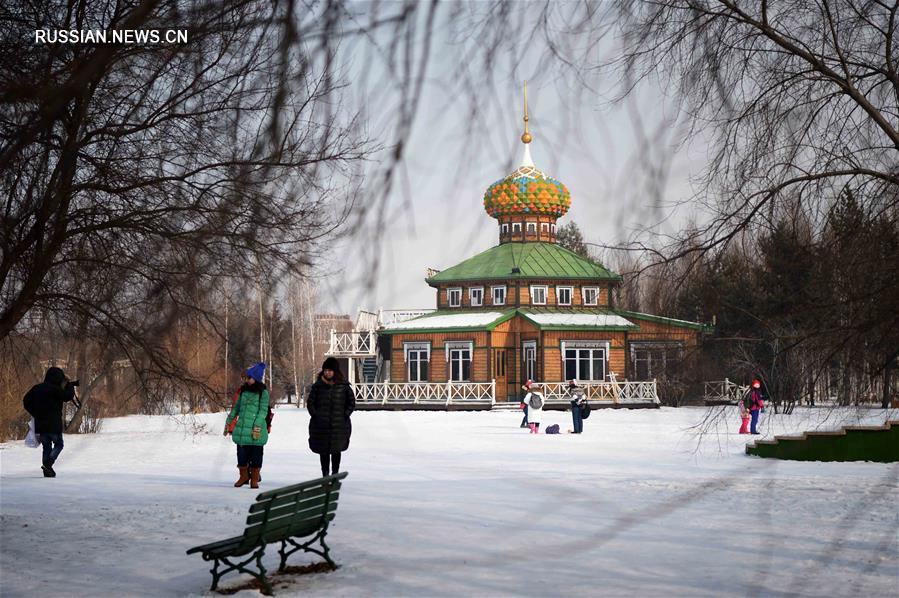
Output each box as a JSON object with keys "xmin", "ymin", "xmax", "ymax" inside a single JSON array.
[{"xmin": 42, "ymin": 461, "xmax": 56, "ymax": 477}]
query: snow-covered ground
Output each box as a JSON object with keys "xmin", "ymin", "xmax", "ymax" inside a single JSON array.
[{"xmin": 1, "ymin": 406, "xmax": 897, "ymax": 597}]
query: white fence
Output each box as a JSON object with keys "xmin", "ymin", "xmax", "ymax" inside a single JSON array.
[
  {"xmin": 354, "ymin": 379, "xmax": 659, "ymax": 406},
  {"xmin": 538, "ymin": 381, "xmax": 659, "ymax": 404},
  {"xmin": 355, "ymin": 381, "xmax": 496, "ymax": 406},
  {"xmin": 703, "ymin": 379, "xmax": 748, "ymax": 403},
  {"xmin": 328, "ymin": 329, "xmax": 377, "ymax": 356}
]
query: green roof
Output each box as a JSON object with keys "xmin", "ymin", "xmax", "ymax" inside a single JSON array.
[
  {"xmin": 378, "ymin": 309, "xmax": 517, "ymax": 334},
  {"xmin": 427, "ymin": 242, "xmax": 621, "ymax": 285}
]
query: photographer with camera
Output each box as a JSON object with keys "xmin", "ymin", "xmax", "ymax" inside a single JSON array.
[{"xmin": 23, "ymin": 367, "xmax": 78, "ymax": 477}]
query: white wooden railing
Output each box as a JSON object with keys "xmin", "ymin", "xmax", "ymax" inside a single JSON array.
[
  {"xmin": 355, "ymin": 380, "xmax": 496, "ymax": 406},
  {"xmin": 538, "ymin": 381, "xmax": 659, "ymax": 404},
  {"xmin": 353, "ymin": 379, "xmax": 659, "ymax": 406},
  {"xmin": 327, "ymin": 329, "xmax": 377, "ymax": 356},
  {"xmin": 378, "ymin": 309, "xmax": 435, "ymax": 324},
  {"xmin": 703, "ymin": 379, "xmax": 748, "ymax": 403}
]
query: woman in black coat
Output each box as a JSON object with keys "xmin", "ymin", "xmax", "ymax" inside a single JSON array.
[{"xmin": 307, "ymin": 357, "xmax": 355, "ymax": 477}]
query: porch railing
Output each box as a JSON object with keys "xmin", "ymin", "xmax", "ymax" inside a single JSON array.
[
  {"xmin": 353, "ymin": 379, "xmax": 658, "ymax": 406},
  {"xmin": 327, "ymin": 329, "xmax": 377, "ymax": 356},
  {"xmin": 703, "ymin": 379, "xmax": 748, "ymax": 403},
  {"xmin": 538, "ymin": 380, "xmax": 659, "ymax": 404},
  {"xmin": 355, "ymin": 380, "xmax": 496, "ymax": 406}
]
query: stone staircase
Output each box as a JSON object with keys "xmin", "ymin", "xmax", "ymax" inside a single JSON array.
[{"xmin": 746, "ymin": 420, "xmax": 899, "ymax": 462}]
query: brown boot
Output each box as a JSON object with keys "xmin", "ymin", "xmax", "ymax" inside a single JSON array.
[
  {"xmin": 250, "ymin": 467, "xmax": 261, "ymax": 489},
  {"xmin": 234, "ymin": 465, "xmax": 250, "ymax": 487}
]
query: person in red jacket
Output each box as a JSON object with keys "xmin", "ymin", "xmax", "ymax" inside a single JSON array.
[{"xmin": 744, "ymin": 379, "xmax": 765, "ymax": 435}]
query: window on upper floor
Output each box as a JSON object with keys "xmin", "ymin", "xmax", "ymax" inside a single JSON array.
[
  {"xmin": 512, "ymin": 223, "xmax": 521, "ymax": 233},
  {"xmin": 541, "ymin": 222, "xmax": 549, "ymax": 233},
  {"xmin": 448, "ymin": 288, "xmax": 462, "ymax": 307},
  {"xmin": 501, "ymin": 223, "xmax": 509, "ymax": 234},
  {"xmin": 526, "ymin": 222, "xmax": 537, "ymax": 233},
  {"xmin": 469, "ymin": 287, "xmax": 484, "ymax": 307},
  {"xmin": 492, "ymin": 285, "xmax": 506, "ymax": 306},
  {"xmin": 557, "ymin": 286, "xmax": 573, "ymax": 306},
  {"xmin": 530, "ymin": 285, "xmax": 548, "ymax": 305},
  {"xmin": 582, "ymin": 286, "xmax": 599, "ymax": 306}
]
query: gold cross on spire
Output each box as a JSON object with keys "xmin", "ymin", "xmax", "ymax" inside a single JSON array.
[{"xmin": 521, "ymin": 80, "xmax": 532, "ymax": 144}]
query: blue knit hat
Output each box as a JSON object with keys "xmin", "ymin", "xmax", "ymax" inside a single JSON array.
[{"xmin": 246, "ymin": 362, "xmax": 266, "ymax": 383}]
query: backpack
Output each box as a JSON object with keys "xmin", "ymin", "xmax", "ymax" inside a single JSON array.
[
  {"xmin": 580, "ymin": 400, "xmax": 591, "ymax": 419},
  {"xmin": 528, "ymin": 393, "xmax": 544, "ymax": 409},
  {"xmin": 545, "ymin": 424, "xmax": 560, "ymax": 434}
]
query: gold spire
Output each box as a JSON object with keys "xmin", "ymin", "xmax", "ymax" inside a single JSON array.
[{"xmin": 521, "ymin": 80, "xmax": 532, "ymax": 144}]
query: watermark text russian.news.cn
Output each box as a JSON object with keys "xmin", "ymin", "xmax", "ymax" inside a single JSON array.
[{"xmin": 35, "ymin": 29, "xmax": 188, "ymax": 44}]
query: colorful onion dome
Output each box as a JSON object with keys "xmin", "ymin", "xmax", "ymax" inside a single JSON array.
[
  {"xmin": 483, "ymin": 162, "xmax": 571, "ymax": 218},
  {"xmin": 484, "ymin": 81, "xmax": 571, "ymax": 219}
]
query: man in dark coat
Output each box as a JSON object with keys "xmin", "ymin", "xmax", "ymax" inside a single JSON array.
[
  {"xmin": 307, "ymin": 357, "xmax": 355, "ymax": 477},
  {"xmin": 23, "ymin": 366, "xmax": 77, "ymax": 477}
]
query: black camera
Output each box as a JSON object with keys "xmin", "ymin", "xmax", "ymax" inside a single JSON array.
[{"xmin": 69, "ymin": 379, "xmax": 80, "ymax": 387}]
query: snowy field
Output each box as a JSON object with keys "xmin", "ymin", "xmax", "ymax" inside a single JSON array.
[{"xmin": 1, "ymin": 405, "xmax": 897, "ymax": 597}]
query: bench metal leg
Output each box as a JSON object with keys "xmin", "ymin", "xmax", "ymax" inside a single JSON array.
[
  {"xmin": 278, "ymin": 530, "xmax": 335, "ymax": 571},
  {"xmin": 204, "ymin": 547, "xmax": 271, "ymax": 594}
]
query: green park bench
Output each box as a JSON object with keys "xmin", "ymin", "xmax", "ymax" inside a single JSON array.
[{"xmin": 187, "ymin": 472, "xmax": 348, "ymax": 594}]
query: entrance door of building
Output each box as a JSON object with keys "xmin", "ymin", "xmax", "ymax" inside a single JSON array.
[{"xmin": 494, "ymin": 348, "xmax": 508, "ymax": 401}]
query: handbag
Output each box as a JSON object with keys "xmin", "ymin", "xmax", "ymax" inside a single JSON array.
[{"xmin": 24, "ymin": 418, "xmax": 41, "ymax": 448}]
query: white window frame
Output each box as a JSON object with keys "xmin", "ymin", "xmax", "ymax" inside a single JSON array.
[
  {"xmin": 501, "ymin": 223, "xmax": 509, "ymax": 234},
  {"xmin": 556, "ymin": 286, "xmax": 573, "ymax": 306},
  {"xmin": 469, "ymin": 286, "xmax": 484, "ymax": 307},
  {"xmin": 541, "ymin": 222, "xmax": 549, "ymax": 233},
  {"xmin": 526, "ymin": 222, "xmax": 537, "ymax": 233},
  {"xmin": 445, "ymin": 341, "xmax": 474, "ymax": 382},
  {"xmin": 491, "ymin": 285, "xmax": 506, "ymax": 306},
  {"xmin": 582, "ymin": 286, "xmax": 600, "ymax": 306},
  {"xmin": 560, "ymin": 340, "xmax": 610, "ymax": 382},
  {"xmin": 447, "ymin": 287, "xmax": 462, "ymax": 307},
  {"xmin": 522, "ymin": 340, "xmax": 537, "ymax": 382},
  {"xmin": 404, "ymin": 342, "xmax": 431, "ymax": 382},
  {"xmin": 512, "ymin": 222, "xmax": 522, "ymax": 233},
  {"xmin": 550, "ymin": 224, "xmax": 556, "ymax": 234},
  {"xmin": 530, "ymin": 285, "xmax": 548, "ymax": 305},
  {"xmin": 629, "ymin": 342, "xmax": 683, "ymax": 381}
]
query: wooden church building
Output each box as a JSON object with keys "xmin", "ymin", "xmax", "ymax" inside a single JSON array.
[{"xmin": 377, "ymin": 93, "xmax": 708, "ymax": 402}]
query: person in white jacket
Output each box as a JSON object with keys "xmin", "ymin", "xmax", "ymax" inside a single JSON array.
[{"xmin": 523, "ymin": 384, "xmax": 545, "ymax": 434}]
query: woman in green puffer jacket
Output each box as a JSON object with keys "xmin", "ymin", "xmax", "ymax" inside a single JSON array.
[{"xmin": 224, "ymin": 362, "xmax": 271, "ymax": 488}]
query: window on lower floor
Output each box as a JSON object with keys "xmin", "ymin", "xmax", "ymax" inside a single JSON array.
[
  {"xmin": 446, "ymin": 342, "xmax": 473, "ymax": 381},
  {"xmin": 631, "ymin": 343, "xmax": 682, "ymax": 380},
  {"xmin": 404, "ymin": 343, "xmax": 430, "ymax": 382},
  {"xmin": 562, "ymin": 343, "xmax": 607, "ymax": 381}
]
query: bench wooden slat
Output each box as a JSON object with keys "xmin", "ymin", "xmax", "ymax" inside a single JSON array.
[
  {"xmin": 246, "ymin": 495, "xmax": 338, "ymax": 527},
  {"xmin": 253, "ymin": 472, "xmax": 347, "ymax": 500},
  {"xmin": 186, "ymin": 534, "xmax": 243, "ymax": 555},
  {"xmin": 247, "ymin": 487, "xmax": 340, "ymax": 515},
  {"xmin": 243, "ymin": 507, "xmax": 337, "ymax": 543},
  {"xmin": 245, "ymin": 513, "xmax": 337, "ymax": 546}
]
